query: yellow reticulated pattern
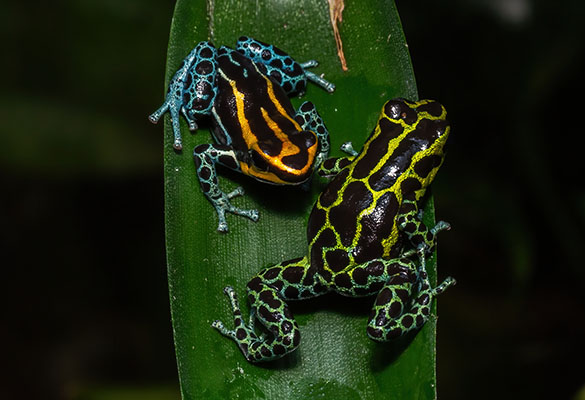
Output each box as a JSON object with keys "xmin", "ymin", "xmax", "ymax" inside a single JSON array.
[{"xmin": 309, "ymin": 99, "xmax": 449, "ymax": 275}]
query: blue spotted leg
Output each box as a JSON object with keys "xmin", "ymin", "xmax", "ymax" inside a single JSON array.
[
  {"xmin": 193, "ymin": 144, "xmax": 259, "ymax": 232},
  {"xmin": 212, "ymin": 256, "xmax": 329, "ymax": 362},
  {"xmin": 149, "ymin": 41, "xmax": 219, "ymax": 150},
  {"xmin": 235, "ymin": 36, "xmax": 335, "ymax": 94}
]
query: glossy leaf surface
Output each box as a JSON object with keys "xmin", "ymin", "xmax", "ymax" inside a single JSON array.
[{"xmin": 162, "ymin": 0, "xmax": 441, "ymax": 398}]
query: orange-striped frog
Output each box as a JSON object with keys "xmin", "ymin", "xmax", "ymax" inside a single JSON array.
[{"xmin": 149, "ymin": 37, "xmax": 335, "ymax": 232}]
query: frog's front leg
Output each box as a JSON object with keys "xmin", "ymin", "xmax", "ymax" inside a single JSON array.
[
  {"xmin": 193, "ymin": 144, "xmax": 259, "ymax": 232},
  {"xmin": 397, "ymin": 193, "xmax": 451, "ymax": 253},
  {"xmin": 316, "ymin": 142, "xmax": 359, "ymax": 178},
  {"xmin": 235, "ymin": 36, "xmax": 335, "ymax": 94},
  {"xmin": 212, "ymin": 256, "xmax": 329, "ymax": 362},
  {"xmin": 149, "ymin": 41, "xmax": 218, "ymax": 150},
  {"xmin": 366, "ymin": 251, "xmax": 456, "ymax": 341},
  {"xmin": 294, "ymin": 101, "xmax": 330, "ymax": 170},
  {"xmin": 317, "ymin": 156, "xmax": 354, "ymax": 178}
]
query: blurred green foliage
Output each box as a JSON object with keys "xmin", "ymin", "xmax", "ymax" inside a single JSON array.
[{"xmin": 2, "ymin": 0, "xmax": 585, "ymax": 399}]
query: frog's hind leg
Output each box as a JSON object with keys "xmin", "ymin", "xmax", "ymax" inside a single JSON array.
[
  {"xmin": 366, "ymin": 251, "xmax": 456, "ymax": 342},
  {"xmin": 235, "ymin": 36, "xmax": 335, "ymax": 95},
  {"xmin": 149, "ymin": 41, "xmax": 218, "ymax": 150},
  {"xmin": 212, "ymin": 256, "xmax": 329, "ymax": 362},
  {"xmin": 193, "ymin": 143, "xmax": 259, "ymax": 232}
]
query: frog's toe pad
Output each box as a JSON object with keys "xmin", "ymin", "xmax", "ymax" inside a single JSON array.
[
  {"xmin": 216, "ymin": 220, "xmax": 229, "ymax": 233},
  {"xmin": 148, "ymin": 113, "xmax": 159, "ymax": 124},
  {"xmin": 247, "ymin": 209, "xmax": 260, "ymax": 221}
]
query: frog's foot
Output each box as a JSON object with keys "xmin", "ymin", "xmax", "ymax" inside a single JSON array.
[
  {"xmin": 216, "ymin": 205, "xmax": 256, "ymax": 232},
  {"xmin": 340, "ymin": 141, "xmax": 359, "ymax": 156},
  {"xmin": 300, "ymin": 60, "xmax": 335, "ymax": 93},
  {"xmin": 214, "ymin": 187, "xmax": 259, "ymax": 232},
  {"xmin": 212, "ymin": 286, "xmax": 298, "ymax": 363}
]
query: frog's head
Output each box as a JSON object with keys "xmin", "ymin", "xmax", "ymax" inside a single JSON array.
[
  {"xmin": 384, "ymin": 98, "xmax": 450, "ymax": 187},
  {"xmin": 244, "ymin": 130, "xmax": 319, "ymax": 185}
]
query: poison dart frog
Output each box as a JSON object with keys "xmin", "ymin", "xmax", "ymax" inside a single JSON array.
[
  {"xmin": 149, "ymin": 37, "xmax": 335, "ymax": 232},
  {"xmin": 212, "ymin": 98, "xmax": 456, "ymax": 362}
]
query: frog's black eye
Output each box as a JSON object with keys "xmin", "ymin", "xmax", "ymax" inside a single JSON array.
[{"xmin": 251, "ymin": 150, "xmax": 269, "ymax": 171}]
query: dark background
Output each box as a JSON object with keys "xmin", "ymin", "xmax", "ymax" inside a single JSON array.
[{"xmin": 3, "ymin": 0, "xmax": 585, "ymax": 399}]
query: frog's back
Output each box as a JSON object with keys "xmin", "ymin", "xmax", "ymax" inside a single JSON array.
[
  {"xmin": 212, "ymin": 47, "xmax": 297, "ymax": 151},
  {"xmin": 307, "ymin": 99, "xmax": 449, "ymax": 277}
]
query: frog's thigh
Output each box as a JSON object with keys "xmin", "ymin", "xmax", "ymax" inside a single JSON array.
[
  {"xmin": 184, "ymin": 41, "xmax": 218, "ymax": 119},
  {"xmin": 365, "ymin": 257, "xmax": 435, "ymax": 342},
  {"xmin": 242, "ymin": 256, "xmax": 328, "ymax": 361},
  {"xmin": 397, "ymin": 194, "xmax": 445, "ymax": 251}
]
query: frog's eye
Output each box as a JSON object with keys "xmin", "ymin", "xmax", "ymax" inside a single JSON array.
[{"xmin": 250, "ymin": 150, "xmax": 269, "ymax": 171}]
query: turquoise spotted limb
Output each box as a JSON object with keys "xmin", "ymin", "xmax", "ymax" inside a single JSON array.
[{"xmin": 213, "ymin": 98, "xmax": 457, "ymax": 362}]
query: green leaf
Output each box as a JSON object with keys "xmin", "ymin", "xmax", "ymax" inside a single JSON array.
[{"xmin": 162, "ymin": 1, "xmax": 441, "ymax": 399}]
